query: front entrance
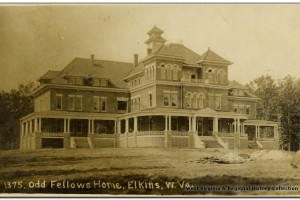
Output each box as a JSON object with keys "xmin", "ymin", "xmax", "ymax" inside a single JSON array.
[
  {"xmin": 196, "ymin": 117, "xmax": 213, "ymax": 136},
  {"xmin": 244, "ymin": 125, "xmax": 256, "ymax": 141},
  {"xmin": 70, "ymin": 119, "xmax": 88, "ymax": 137}
]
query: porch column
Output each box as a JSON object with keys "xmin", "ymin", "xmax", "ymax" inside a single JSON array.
[
  {"xmin": 29, "ymin": 120, "xmax": 33, "ymax": 134},
  {"xmin": 237, "ymin": 118, "xmax": 241, "ymax": 133},
  {"xmin": 134, "ymin": 117, "xmax": 138, "ymax": 132},
  {"xmin": 255, "ymin": 126, "xmax": 259, "ymax": 138},
  {"xmin": 34, "ymin": 118, "xmax": 38, "ymax": 132},
  {"xmin": 233, "ymin": 118, "xmax": 237, "ymax": 133},
  {"xmin": 165, "ymin": 115, "xmax": 168, "ymax": 131},
  {"xmin": 21, "ymin": 122, "xmax": 24, "ymax": 136},
  {"xmin": 67, "ymin": 119, "xmax": 70, "ymax": 133},
  {"xmin": 213, "ymin": 117, "xmax": 219, "ymax": 133},
  {"xmin": 92, "ymin": 119, "xmax": 94, "ymax": 134},
  {"xmin": 114, "ymin": 120, "xmax": 117, "ymax": 134},
  {"xmin": 38, "ymin": 118, "xmax": 42, "ymax": 132},
  {"xmin": 118, "ymin": 120, "xmax": 121, "ymax": 134},
  {"xmin": 168, "ymin": 115, "xmax": 172, "ymax": 131},
  {"xmin": 125, "ymin": 118, "xmax": 129, "ymax": 133},
  {"xmin": 188, "ymin": 117, "xmax": 192, "ymax": 132},
  {"xmin": 275, "ymin": 125, "xmax": 278, "ymax": 139},
  {"xmin": 192, "ymin": 116, "xmax": 197, "ymax": 132},
  {"xmin": 64, "ymin": 119, "xmax": 67, "ymax": 133},
  {"xmin": 88, "ymin": 119, "xmax": 91, "ymax": 134}
]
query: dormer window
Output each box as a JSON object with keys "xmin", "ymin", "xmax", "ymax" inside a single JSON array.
[
  {"xmin": 75, "ymin": 77, "xmax": 83, "ymax": 85},
  {"xmin": 94, "ymin": 79, "xmax": 100, "ymax": 86},
  {"xmin": 69, "ymin": 77, "xmax": 75, "ymax": 85},
  {"xmin": 100, "ymin": 79, "xmax": 108, "ymax": 87}
]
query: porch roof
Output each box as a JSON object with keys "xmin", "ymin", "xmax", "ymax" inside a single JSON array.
[
  {"xmin": 244, "ymin": 119, "xmax": 278, "ymax": 126},
  {"xmin": 20, "ymin": 111, "xmax": 118, "ymax": 121}
]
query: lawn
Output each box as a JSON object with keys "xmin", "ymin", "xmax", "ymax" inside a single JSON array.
[{"xmin": 0, "ymin": 148, "xmax": 299, "ymax": 196}]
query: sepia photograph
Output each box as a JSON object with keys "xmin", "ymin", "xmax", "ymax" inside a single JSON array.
[{"xmin": 0, "ymin": 3, "xmax": 300, "ymax": 197}]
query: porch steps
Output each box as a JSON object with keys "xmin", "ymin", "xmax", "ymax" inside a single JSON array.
[
  {"xmin": 73, "ymin": 137, "xmax": 90, "ymax": 148},
  {"xmin": 200, "ymin": 137, "xmax": 224, "ymax": 149},
  {"xmin": 248, "ymin": 141, "xmax": 263, "ymax": 150}
]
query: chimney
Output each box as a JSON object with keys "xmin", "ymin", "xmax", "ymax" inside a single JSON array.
[
  {"xmin": 134, "ymin": 54, "xmax": 138, "ymax": 67},
  {"xmin": 90, "ymin": 54, "xmax": 95, "ymax": 67}
]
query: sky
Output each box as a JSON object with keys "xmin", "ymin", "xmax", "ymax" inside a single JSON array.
[{"xmin": 1, "ymin": 4, "xmax": 300, "ymax": 91}]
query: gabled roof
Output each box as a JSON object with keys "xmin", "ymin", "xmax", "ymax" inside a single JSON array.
[
  {"xmin": 154, "ymin": 43, "xmax": 201, "ymax": 64},
  {"xmin": 228, "ymin": 80, "xmax": 249, "ymax": 90},
  {"xmin": 147, "ymin": 25, "xmax": 164, "ymax": 35},
  {"xmin": 197, "ymin": 48, "xmax": 232, "ymax": 65},
  {"xmin": 125, "ymin": 43, "xmax": 202, "ymax": 79},
  {"xmin": 50, "ymin": 58, "xmax": 133, "ymax": 88},
  {"xmin": 38, "ymin": 70, "xmax": 60, "ymax": 81}
]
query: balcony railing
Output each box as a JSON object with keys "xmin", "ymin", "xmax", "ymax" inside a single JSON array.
[
  {"xmin": 118, "ymin": 110, "xmax": 127, "ymax": 114},
  {"xmin": 181, "ymin": 78, "xmax": 204, "ymax": 83}
]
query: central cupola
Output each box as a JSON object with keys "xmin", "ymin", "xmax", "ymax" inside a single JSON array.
[{"xmin": 145, "ymin": 25, "xmax": 166, "ymax": 55}]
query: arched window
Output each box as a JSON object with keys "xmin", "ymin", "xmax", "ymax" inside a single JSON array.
[
  {"xmin": 192, "ymin": 93, "xmax": 197, "ymax": 108},
  {"xmin": 161, "ymin": 64, "xmax": 166, "ymax": 79},
  {"xmin": 146, "ymin": 68, "xmax": 149, "ymax": 80},
  {"xmin": 207, "ymin": 69, "xmax": 213, "ymax": 83},
  {"xmin": 172, "ymin": 65, "xmax": 178, "ymax": 80},
  {"xmin": 166, "ymin": 64, "xmax": 171, "ymax": 80},
  {"xmin": 152, "ymin": 66, "xmax": 155, "ymax": 79},
  {"xmin": 197, "ymin": 93, "xmax": 204, "ymax": 109},
  {"xmin": 149, "ymin": 67, "xmax": 152, "ymax": 80},
  {"xmin": 213, "ymin": 69, "xmax": 218, "ymax": 83},
  {"xmin": 186, "ymin": 93, "xmax": 192, "ymax": 108}
]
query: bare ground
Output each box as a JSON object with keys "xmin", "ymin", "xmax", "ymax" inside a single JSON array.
[{"xmin": 0, "ymin": 148, "xmax": 299, "ymax": 196}]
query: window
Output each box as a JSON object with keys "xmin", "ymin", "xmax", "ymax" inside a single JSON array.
[
  {"xmin": 100, "ymin": 97, "xmax": 107, "ymax": 112},
  {"xmin": 171, "ymin": 92, "xmax": 178, "ymax": 107},
  {"xmin": 69, "ymin": 77, "xmax": 75, "ymax": 85},
  {"xmin": 118, "ymin": 101, "xmax": 127, "ymax": 113},
  {"xmin": 198, "ymin": 94, "xmax": 204, "ymax": 109},
  {"xmin": 208, "ymin": 69, "xmax": 213, "ymax": 83},
  {"xmin": 137, "ymin": 97, "xmax": 141, "ymax": 110},
  {"xmin": 239, "ymin": 105, "xmax": 244, "ymax": 113},
  {"xmin": 68, "ymin": 95, "xmax": 75, "ymax": 110},
  {"xmin": 161, "ymin": 65, "xmax": 166, "ymax": 79},
  {"xmin": 149, "ymin": 93, "xmax": 153, "ymax": 107},
  {"xmin": 149, "ymin": 68, "xmax": 152, "ymax": 80},
  {"xmin": 152, "ymin": 66, "xmax": 155, "ymax": 79},
  {"xmin": 215, "ymin": 95, "xmax": 222, "ymax": 110},
  {"xmin": 234, "ymin": 105, "xmax": 238, "ymax": 113},
  {"xmin": 56, "ymin": 94, "xmax": 63, "ymax": 110},
  {"xmin": 163, "ymin": 91, "xmax": 170, "ymax": 107},
  {"xmin": 192, "ymin": 94, "xmax": 197, "ymax": 108},
  {"xmin": 93, "ymin": 96, "xmax": 99, "ymax": 111},
  {"xmin": 75, "ymin": 78, "xmax": 83, "ymax": 85},
  {"xmin": 93, "ymin": 79, "xmax": 100, "ymax": 86},
  {"xmin": 172, "ymin": 66, "xmax": 177, "ymax": 80},
  {"xmin": 75, "ymin": 95, "xmax": 83, "ymax": 111},
  {"xmin": 208, "ymin": 94, "xmax": 214, "ymax": 109},
  {"xmin": 186, "ymin": 93, "xmax": 191, "ymax": 108},
  {"xmin": 146, "ymin": 68, "xmax": 149, "ymax": 80},
  {"xmin": 246, "ymin": 106, "xmax": 250, "ymax": 115},
  {"xmin": 166, "ymin": 65, "xmax": 171, "ymax": 80},
  {"xmin": 100, "ymin": 79, "xmax": 107, "ymax": 87}
]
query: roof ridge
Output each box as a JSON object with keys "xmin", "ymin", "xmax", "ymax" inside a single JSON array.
[{"xmin": 76, "ymin": 57, "xmax": 133, "ymax": 65}]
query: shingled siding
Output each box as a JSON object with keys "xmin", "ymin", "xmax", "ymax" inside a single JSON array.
[{"xmin": 49, "ymin": 88, "xmax": 130, "ymax": 113}]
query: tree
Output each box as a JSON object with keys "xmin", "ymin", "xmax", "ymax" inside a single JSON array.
[
  {"xmin": 248, "ymin": 75, "xmax": 279, "ymax": 121},
  {"xmin": 277, "ymin": 76, "xmax": 300, "ymax": 151},
  {"xmin": 0, "ymin": 82, "xmax": 36, "ymax": 150}
]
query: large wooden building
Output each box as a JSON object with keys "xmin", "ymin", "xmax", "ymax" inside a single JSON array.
[{"xmin": 20, "ymin": 26, "xmax": 279, "ymax": 150}]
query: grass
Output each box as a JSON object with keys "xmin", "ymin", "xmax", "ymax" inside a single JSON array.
[{"xmin": 0, "ymin": 148, "xmax": 299, "ymax": 196}]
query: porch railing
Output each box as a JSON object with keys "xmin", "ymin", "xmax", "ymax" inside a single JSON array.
[
  {"xmin": 94, "ymin": 133, "xmax": 115, "ymax": 138},
  {"xmin": 171, "ymin": 131, "xmax": 189, "ymax": 136},
  {"xmin": 137, "ymin": 131, "xmax": 165, "ymax": 136},
  {"xmin": 42, "ymin": 132, "xmax": 64, "ymax": 137}
]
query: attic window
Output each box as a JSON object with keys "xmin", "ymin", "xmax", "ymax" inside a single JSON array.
[
  {"xmin": 100, "ymin": 79, "xmax": 108, "ymax": 87},
  {"xmin": 69, "ymin": 77, "xmax": 75, "ymax": 85},
  {"xmin": 75, "ymin": 78, "xmax": 83, "ymax": 85},
  {"xmin": 94, "ymin": 79, "xmax": 100, "ymax": 86}
]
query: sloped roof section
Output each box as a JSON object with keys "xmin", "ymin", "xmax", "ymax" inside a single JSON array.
[
  {"xmin": 155, "ymin": 43, "xmax": 201, "ymax": 64},
  {"xmin": 228, "ymin": 80, "xmax": 248, "ymax": 90},
  {"xmin": 147, "ymin": 25, "xmax": 164, "ymax": 35},
  {"xmin": 198, "ymin": 48, "xmax": 232, "ymax": 65},
  {"xmin": 38, "ymin": 70, "xmax": 60, "ymax": 81},
  {"xmin": 51, "ymin": 58, "xmax": 133, "ymax": 88}
]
